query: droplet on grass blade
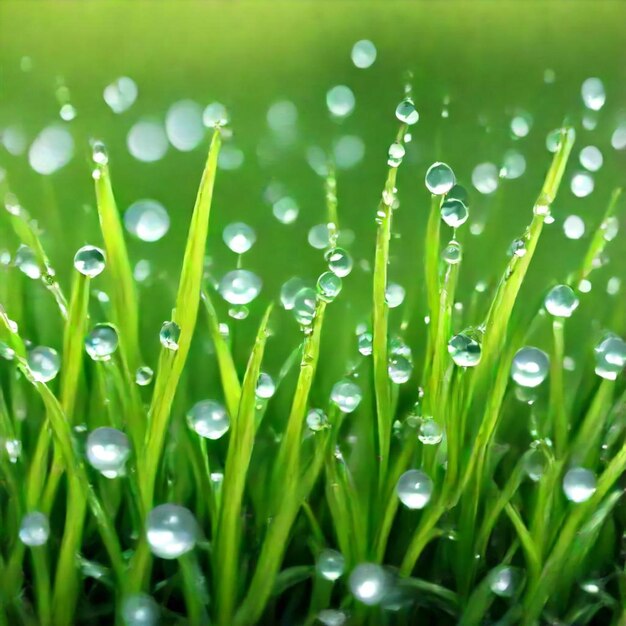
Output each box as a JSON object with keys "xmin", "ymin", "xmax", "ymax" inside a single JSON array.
[
  {"xmin": 124, "ymin": 199, "xmax": 170, "ymax": 242},
  {"xmin": 293, "ymin": 287, "xmax": 317, "ymax": 326},
  {"xmin": 544, "ymin": 285, "xmax": 579, "ymax": 318},
  {"xmin": 351, "ymin": 39, "xmax": 377, "ymax": 69},
  {"xmin": 317, "ymin": 609, "xmax": 347, "ymax": 626},
  {"xmin": 385, "ymin": 283, "xmax": 405, "ymax": 308},
  {"xmin": 317, "ymin": 548, "xmax": 345, "ymax": 581},
  {"xmin": 74, "ymin": 245, "xmax": 106, "ymax": 277},
  {"xmin": 388, "ymin": 355, "xmax": 412, "ymax": 384},
  {"xmin": 387, "ymin": 142, "xmax": 405, "ymax": 168},
  {"xmin": 223, "ymin": 222, "xmax": 256, "ymax": 254},
  {"xmin": 27, "ymin": 346, "xmax": 60, "ymax": 383},
  {"xmin": 280, "ymin": 277, "xmax": 306, "ymax": 310},
  {"xmin": 442, "ymin": 240, "xmax": 462, "ymax": 265},
  {"xmin": 159, "ymin": 321, "xmax": 181, "ymax": 351},
  {"xmin": 147, "ymin": 504, "xmax": 198, "ymax": 559},
  {"xmin": 594, "ymin": 334, "xmax": 626, "ymax": 380},
  {"xmin": 425, "ymin": 162, "xmax": 455, "ymax": 195},
  {"xmin": 135, "ymin": 366, "xmax": 154, "ymax": 386},
  {"xmin": 349, "ymin": 563, "xmax": 389, "ymax": 606},
  {"xmin": 203, "ymin": 102, "xmax": 229, "ymax": 128},
  {"xmin": 396, "ymin": 469, "xmax": 433, "ymax": 509},
  {"xmin": 306, "ymin": 408, "xmax": 328, "ymax": 432},
  {"xmin": 511, "ymin": 347, "xmax": 549, "ymax": 388},
  {"xmin": 218, "ymin": 270, "xmax": 262, "ymax": 305},
  {"xmin": 19, "ymin": 511, "xmax": 50, "ymax": 546},
  {"xmin": 91, "ymin": 140, "xmax": 109, "ymax": 165},
  {"xmin": 448, "ymin": 329, "xmax": 482, "ymax": 367},
  {"xmin": 395, "ymin": 98, "xmax": 419, "ymax": 125},
  {"xmin": 255, "ymin": 372, "xmax": 276, "ymax": 399},
  {"xmin": 121, "ymin": 593, "xmax": 160, "ymax": 626},
  {"xmin": 85, "ymin": 324, "xmax": 119, "ymax": 361},
  {"xmin": 325, "ymin": 247, "xmax": 353, "ymax": 278},
  {"xmin": 357, "ymin": 331, "xmax": 373, "ymax": 356},
  {"xmin": 187, "ymin": 400, "xmax": 230, "ymax": 440},
  {"xmin": 330, "ymin": 379, "xmax": 362, "ymax": 413},
  {"xmin": 308, "ymin": 224, "xmax": 331, "ymax": 249},
  {"xmin": 524, "ymin": 448, "xmax": 547, "ymax": 482},
  {"xmin": 15, "ymin": 245, "xmax": 41, "ymax": 279},
  {"xmin": 441, "ymin": 199, "xmax": 468, "ymax": 228},
  {"xmin": 563, "ymin": 467, "xmax": 596, "ymax": 503},
  {"xmin": 489, "ymin": 566, "xmax": 520, "ymax": 597},
  {"xmin": 317, "ymin": 271, "xmax": 342, "ymax": 303},
  {"xmin": 86, "ymin": 427, "xmax": 131, "ymax": 478},
  {"xmin": 165, "ymin": 100, "xmax": 205, "ymax": 152},
  {"xmin": 418, "ymin": 419, "xmax": 443, "ymax": 445},
  {"xmin": 472, "ymin": 162, "xmax": 499, "ymax": 194}
]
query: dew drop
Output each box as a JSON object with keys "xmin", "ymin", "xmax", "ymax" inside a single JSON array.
[
  {"xmin": 348, "ymin": 563, "xmax": 389, "ymax": 606},
  {"xmin": 317, "ymin": 271, "xmax": 342, "ymax": 303},
  {"xmin": 146, "ymin": 504, "xmax": 198, "ymax": 559},
  {"xmin": 15, "ymin": 245, "xmax": 41, "ymax": 279},
  {"xmin": 272, "ymin": 196, "xmax": 299, "ymax": 224},
  {"xmin": 326, "ymin": 85, "xmax": 355, "ymax": 118},
  {"xmin": 317, "ymin": 548, "xmax": 345, "ymax": 581},
  {"xmin": 594, "ymin": 334, "xmax": 626, "ymax": 380},
  {"xmin": 160, "ymin": 321, "xmax": 181, "ymax": 351},
  {"xmin": 86, "ymin": 427, "xmax": 130, "ymax": 478},
  {"xmin": 563, "ymin": 215, "xmax": 585, "ymax": 240},
  {"xmin": 19, "ymin": 511, "xmax": 50, "ymax": 546},
  {"xmin": 579, "ymin": 145, "xmax": 603, "ymax": 172},
  {"xmin": 489, "ymin": 566, "xmax": 520, "ymax": 598},
  {"xmin": 280, "ymin": 277, "xmax": 306, "ymax": 310},
  {"xmin": 388, "ymin": 355, "xmax": 413, "ymax": 384},
  {"xmin": 218, "ymin": 270, "xmax": 262, "ymax": 305},
  {"xmin": 511, "ymin": 347, "xmax": 550, "ymax": 388},
  {"xmin": 308, "ymin": 224, "xmax": 331, "ymax": 250},
  {"xmin": 500, "ymin": 150, "xmax": 526, "ymax": 180},
  {"xmin": 472, "ymin": 162, "xmax": 499, "ymax": 194},
  {"xmin": 395, "ymin": 98, "xmax": 419, "ymax": 125},
  {"xmin": 306, "ymin": 408, "xmax": 329, "ymax": 432},
  {"xmin": 351, "ymin": 40, "xmax": 377, "ymax": 69},
  {"xmin": 135, "ymin": 366, "xmax": 154, "ymax": 386},
  {"xmin": 524, "ymin": 449, "xmax": 546, "ymax": 482},
  {"xmin": 570, "ymin": 172, "xmax": 594, "ymax": 198},
  {"xmin": 441, "ymin": 199, "xmax": 468, "ymax": 228},
  {"xmin": 544, "ymin": 285, "xmax": 579, "ymax": 318},
  {"xmin": 27, "ymin": 346, "xmax": 60, "ymax": 383},
  {"xmin": 121, "ymin": 593, "xmax": 159, "ymax": 626},
  {"xmin": 442, "ymin": 240, "xmax": 462, "ymax": 265},
  {"xmin": 293, "ymin": 287, "xmax": 317, "ymax": 326},
  {"xmin": 396, "ymin": 469, "xmax": 433, "ymax": 509},
  {"xmin": 124, "ymin": 199, "xmax": 170, "ymax": 242},
  {"xmin": 418, "ymin": 419, "xmax": 443, "ymax": 445},
  {"xmin": 317, "ymin": 609, "xmax": 347, "ymax": 626},
  {"xmin": 187, "ymin": 400, "xmax": 230, "ymax": 440},
  {"xmin": 203, "ymin": 102, "xmax": 229, "ymax": 128},
  {"xmin": 612, "ymin": 123, "xmax": 626, "ymax": 150},
  {"xmin": 256, "ymin": 372, "xmax": 276, "ymax": 399},
  {"xmin": 85, "ymin": 323, "xmax": 119, "ymax": 361},
  {"xmin": 510, "ymin": 113, "xmax": 532, "ymax": 138},
  {"xmin": 73, "ymin": 245, "xmax": 106, "ymax": 278},
  {"xmin": 28, "ymin": 125, "xmax": 74, "ymax": 175},
  {"xmin": 325, "ymin": 247, "xmax": 353, "ymax": 278},
  {"xmin": 563, "ymin": 467, "xmax": 596, "ymax": 503},
  {"xmin": 330, "ymin": 379, "xmax": 362, "ymax": 413},
  {"xmin": 165, "ymin": 100, "xmax": 204, "ymax": 152},
  {"xmin": 425, "ymin": 162, "xmax": 455, "ymax": 195},
  {"xmin": 127, "ymin": 120, "xmax": 168, "ymax": 162},
  {"xmin": 448, "ymin": 329, "xmax": 482, "ymax": 367},
  {"xmin": 223, "ymin": 222, "xmax": 256, "ymax": 254},
  {"xmin": 357, "ymin": 331, "xmax": 373, "ymax": 356},
  {"xmin": 334, "ymin": 135, "xmax": 365, "ymax": 169},
  {"xmin": 387, "ymin": 142, "xmax": 405, "ymax": 168},
  {"xmin": 581, "ymin": 77, "xmax": 605, "ymax": 111},
  {"xmin": 103, "ymin": 77, "xmax": 138, "ymax": 114}
]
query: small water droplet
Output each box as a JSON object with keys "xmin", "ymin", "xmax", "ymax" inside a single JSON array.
[
  {"xmin": 124, "ymin": 199, "xmax": 170, "ymax": 242},
  {"xmin": 272, "ymin": 196, "xmax": 299, "ymax": 224},
  {"xmin": 256, "ymin": 372, "xmax": 276, "ymax": 399},
  {"xmin": 563, "ymin": 467, "xmax": 596, "ymax": 502},
  {"xmin": 388, "ymin": 355, "xmax": 413, "ymax": 384},
  {"xmin": 418, "ymin": 419, "xmax": 443, "ymax": 445},
  {"xmin": 357, "ymin": 331, "xmax": 373, "ymax": 356},
  {"xmin": 395, "ymin": 98, "xmax": 419, "ymax": 125},
  {"xmin": 103, "ymin": 77, "xmax": 138, "ymax": 114},
  {"xmin": 524, "ymin": 448, "xmax": 547, "ymax": 482},
  {"xmin": 441, "ymin": 199, "xmax": 468, "ymax": 228},
  {"xmin": 348, "ymin": 563, "xmax": 389, "ymax": 606},
  {"xmin": 448, "ymin": 329, "xmax": 482, "ymax": 367},
  {"xmin": 489, "ymin": 566, "xmax": 520, "ymax": 597},
  {"xmin": 594, "ymin": 334, "xmax": 626, "ymax": 380},
  {"xmin": 325, "ymin": 247, "xmax": 353, "ymax": 278},
  {"xmin": 223, "ymin": 222, "xmax": 256, "ymax": 254},
  {"xmin": 317, "ymin": 548, "xmax": 345, "ymax": 581},
  {"xmin": 317, "ymin": 271, "xmax": 342, "ymax": 303},
  {"xmin": 387, "ymin": 142, "xmax": 405, "ymax": 168},
  {"xmin": 581, "ymin": 77, "xmax": 605, "ymax": 111},
  {"xmin": 326, "ymin": 85, "xmax": 355, "ymax": 119},
  {"xmin": 280, "ymin": 277, "xmax": 306, "ymax": 310},
  {"xmin": 165, "ymin": 100, "xmax": 205, "ymax": 152},
  {"xmin": 442, "ymin": 240, "xmax": 462, "ymax": 265},
  {"xmin": 579, "ymin": 145, "xmax": 603, "ymax": 172},
  {"xmin": 187, "ymin": 400, "xmax": 230, "ymax": 439},
  {"xmin": 127, "ymin": 120, "xmax": 168, "ymax": 163},
  {"xmin": 203, "ymin": 102, "xmax": 229, "ymax": 128},
  {"xmin": 135, "ymin": 366, "xmax": 154, "ymax": 386},
  {"xmin": 146, "ymin": 503, "xmax": 198, "ymax": 559},
  {"xmin": 563, "ymin": 215, "xmax": 585, "ymax": 240},
  {"xmin": 15, "ymin": 245, "xmax": 41, "ymax": 279},
  {"xmin": 28, "ymin": 125, "xmax": 74, "ymax": 175},
  {"xmin": 293, "ymin": 287, "xmax": 317, "ymax": 327},
  {"xmin": 472, "ymin": 162, "xmax": 499, "ymax": 194},
  {"xmin": 121, "ymin": 593, "xmax": 159, "ymax": 626},
  {"xmin": 86, "ymin": 427, "xmax": 130, "ymax": 478},
  {"xmin": 306, "ymin": 408, "xmax": 329, "ymax": 432},
  {"xmin": 385, "ymin": 283, "xmax": 405, "ymax": 308},
  {"xmin": 396, "ymin": 469, "xmax": 433, "ymax": 509},
  {"xmin": 85, "ymin": 324, "xmax": 119, "ymax": 361},
  {"xmin": 571, "ymin": 172, "xmax": 594, "ymax": 198},
  {"xmin": 160, "ymin": 321, "xmax": 181, "ymax": 351},
  {"xmin": 74, "ymin": 245, "xmax": 106, "ymax": 277}
]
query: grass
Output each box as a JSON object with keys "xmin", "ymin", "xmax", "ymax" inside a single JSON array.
[{"xmin": 0, "ymin": 92, "xmax": 625, "ymax": 626}]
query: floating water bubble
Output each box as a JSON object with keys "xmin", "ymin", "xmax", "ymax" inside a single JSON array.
[
  {"xmin": 280, "ymin": 277, "xmax": 306, "ymax": 310},
  {"xmin": 396, "ymin": 469, "xmax": 433, "ymax": 509},
  {"xmin": 571, "ymin": 172, "xmax": 594, "ymax": 198},
  {"xmin": 563, "ymin": 467, "xmax": 596, "ymax": 503},
  {"xmin": 388, "ymin": 355, "xmax": 412, "ymax": 384},
  {"xmin": 218, "ymin": 270, "xmax": 262, "ymax": 305},
  {"xmin": 579, "ymin": 145, "xmax": 603, "ymax": 172},
  {"xmin": 19, "ymin": 511, "xmax": 50, "ymax": 546},
  {"xmin": 218, "ymin": 145, "xmax": 244, "ymax": 171},
  {"xmin": 28, "ymin": 125, "xmax": 74, "ymax": 175},
  {"xmin": 425, "ymin": 162, "xmax": 455, "ymax": 195},
  {"xmin": 418, "ymin": 419, "xmax": 443, "ymax": 445},
  {"xmin": 544, "ymin": 285, "xmax": 579, "ymax": 318},
  {"xmin": 448, "ymin": 329, "xmax": 482, "ymax": 367},
  {"xmin": 187, "ymin": 400, "xmax": 230, "ymax": 439},
  {"xmin": 27, "ymin": 346, "xmax": 60, "ymax": 383},
  {"xmin": 222, "ymin": 222, "xmax": 256, "ymax": 254},
  {"xmin": 15, "ymin": 245, "xmax": 41, "ymax": 279},
  {"xmin": 594, "ymin": 334, "xmax": 626, "ymax": 380},
  {"xmin": 103, "ymin": 77, "xmax": 138, "ymax": 114},
  {"xmin": 325, "ymin": 248, "xmax": 353, "ymax": 278},
  {"xmin": 86, "ymin": 427, "xmax": 130, "ymax": 478},
  {"xmin": 331, "ymin": 379, "xmax": 362, "ymax": 413},
  {"xmin": 500, "ymin": 150, "xmax": 526, "ymax": 180},
  {"xmin": 73, "ymin": 245, "xmax": 106, "ymax": 278},
  {"xmin": 317, "ymin": 548, "xmax": 345, "ymax": 581},
  {"xmin": 440, "ymin": 199, "xmax": 468, "ymax": 228},
  {"xmin": 581, "ymin": 77, "xmax": 605, "ymax": 111},
  {"xmin": 256, "ymin": 372, "xmax": 276, "ymax": 399},
  {"xmin": 351, "ymin": 39, "xmax": 377, "ymax": 68},
  {"xmin": 127, "ymin": 120, "xmax": 168, "ymax": 162},
  {"xmin": 489, "ymin": 566, "xmax": 520, "ymax": 598},
  {"xmin": 472, "ymin": 162, "xmax": 499, "ymax": 194},
  {"xmin": 317, "ymin": 609, "xmax": 347, "ymax": 626},
  {"xmin": 442, "ymin": 240, "xmax": 462, "ymax": 265},
  {"xmin": 147, "ymin": 503, "xmax": 198, "ymax": 559},
  {"xmin": 395, "ymin": 98, "xmax": 419, "ymax": 125},
  {"xmin": 203, "ymin": 102, "xmax": 229, "ymax": 128},
  {"xmin": 135, "ymin": 366, "xmax": 154, "ymax": 386},
  {"xmin": 358, "ymin": 331, "xmax": 373, "ymax": 356},
  {"xmin": 511, "ymin": 113, "xmax": 532, "ymax": 138},
  {"xmin": 385, "ymin": 283, "xmax": 405, "ymax": 308},
  {"xmin": 511, "ymin": 347, "xmax": 549, "ymax": 388},
  {"xmin": 524, "ymin": 448, "xmax": 547, "ymax": 482},
  {"xmin": 160, "ymin": 321, "xmax": 181, "ymax": 351},
  {"xmin": 317, "ymin": 271, "xmax": 342, "ymax": 303},
  {"xmin": 124, "ymin": 199, "xmax": 170, "ymax": 242},
  {"xmin": 306, "ymin": 408, "xmax": 328, "ymax": 432},
  {"xmin": 612, "ymin": 123, "xmax": 626, "ymax": 150},
  {"xmin": 121, "ymin": 593, "xmax": 159, "ymax": 626},
  {"xmin": 293, "ymin": 287, "xmax": 317, "ymax": 326},
  {"xmin": 272, "ymin": 196, "xmax": 299, "ymax": 224},
  {"xmin": 563, "ymin": 215, "xmax": 585, "ymax": 240},
  {"xmin": 333, "ymin": 135, "xmax": 365, "ymax": 169},
  {"xmin": 326, "ymin": 86, "xmax": 355, "ymax": 118},
  {"xmin": 308, "ymin": 224, "xmax": 331, "ymax": 250},
  {"xmin": 85, "ymin": 324, "xmax": 119, "ymax": 361},
  {"xmin": 165, "ymin": 100, "xmax": 205, "ymax": 152},
  {"xmin": 349, "ymin": 563, "xmax": 389, "ymax": 606}
]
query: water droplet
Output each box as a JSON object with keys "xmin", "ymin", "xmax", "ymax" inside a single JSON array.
[
  {"xmin": 544, "ymin": 285, "xmax": 579, "ymax": 318},
  {"xmin": 612, "ymin": 123, "xmax": 626, "ymax": 150},
  {"xmin": 256, "ymin": 372, "xmax": 276, "ymax": 399},
  {"xmin": 86, "ymin": 427, "xmax": 130, "ymax": 478},
  {"xmin": 280, "ymin": 277, "xmax": 306, "ymax": 310},
  {"xmin": 442, "ymin": 240, "xmax": 462, "ymax": 265},
  {"xmin": 395, "ymin": 98, "xmax": 419, "ymax": 125},
  {"xmin": 511, "ymin": 113, "xmax": 532, "ymax": 138},
  {"xmin": 121, "ymin": 593, "xmax": 159, "ymax": 626},
  {"xmin": 73, "ymin": 245, "xmax": 106, "ymax": 278},
  {"xmin": 272, "ymin": 196, "xmax": 299, "ymax": 224},
  {"xmin": 59, "ymin": 103, "xmax": 77, "ymax": 122},
  {"xmin": 508, "ymin": 238, "xmax": 527, "ymax": 258},
  {"xmin": 187, "ymin": 400, "xmax": 230, "ymax": 440},
  {"xmin": 387, "ymin": 142, "xmax": 405, "ymax": 168},
  {"xmin": 306, "ymin": 408, "xmax": 329, "ymax": 432},
  {"xmin": 28, "ymin": 125, "xmax": 74, "ymax": 175},
  {"xmin": 27, "ymin": 346, "xmax": 60, "ymax": 383},
  {"xmin": 489, "ymin": 566, "xmax": 520, "ymax": 597},
  {"xmin": 388, "ymin": 355, "xmax": 412, "ymax": 384},
  {"xmin": 91, "ymin": 140, "xmax": 108, "ymax": 165},
  {"xmin": 579, "ymin": 279, "xmax": 592, "ymax": 294},
  {"xmin": 218, "ymin": 145, "xmax": 244, "ymax": 171},
  {"xmin": 230, "ymin": 305, "xmax": 249, "ymax": 321},
  {"xmin": 357, "ymin": 331, "xmax": 373, "ymax": 356},
  {"xmin": 203, "ymin": 102, "xmax": 229, "ymax": 128},
  {"xmin": 570, "ymin": 172, "xmax": 594, "ymax": 198},
  {"xmin": 448, "ymin": 329, "xmax": 482, "ymax": 367},
  {"xmin": 331, "ymin": 379, "xmax": 362, "ymax": 413},
  {"xmin": 1, "ymin": 125, "xmax": 27, "ymax": 156},
  {"xmin": 4, "ymin": 439, "xmax": 22, "ymax": 463},
  {"xmin": 308, "ymin": 224, "xmax": 330, "ymax": 250},
  {"xmin": 351, "ymin": 40, "xmax": 377, "ymax": 69},
  {"xmin": 418, "ymin": 420, "xmax": 443, "ymax": 445},
  {"xmin": 317, "ymin": 609, "xmax": 347, "ymax": 626},
  {"xmin": 293, "ymin": 287, "xmax": 317, "ymax": 327},
  {"xmin": 15, "ymin": 245, "xmax": 41, "ymax": 279},
  {"xmin": 147, "ymin": 503, "xmax": 198, "ymax": 559},
  {"xmin": 396, "ymin": 469, "xmax": 433, "ymax": 509},
  {"xmin": 218, "ymin": 270, "xmax": 262, "ymax": 305},
  {"xmin": 441, "ymin": 199, "xmax": 468, "ymax": 228},
  {"xmin": 267, "ymin": 100, "xmax": 298, "ymax": 135},
  {"xmin": 594, "ymin": 334, "xmax": 626, "ymax": 380},
  {"xmin": 563, "ymin": 467, "xmax": 596, "ymax": 503},
  {"xmin": 127, "ymin": 120, "xmax": 168, "ymax": 162},
  {"xmin": 165, "ymin": 100, "xmax": 204, "ymax": 152},
  {"xmin": 317, "ymin": 271, "xmax": 342, "ymax": 303},
  {"xmin": 19, "ymin": 511, "xmax": 50, "ymax": 546},
  {"xmin": 607, "ymin": 277, "xmax": 621, "ymax": 296},
  {"xmin": 579, "ymin": 145, "xmax": 603, "ymax": 172},
  {"xmin": 385, "ymin": 283, "xmax": 405, "ymax": 308},
  {"xmin": 581, "ymin": 77, "xmax": 605, "ymax": 111},
  {"xmin": 580, "ymin": 580, "xmax": 602, "ymax": 595},
  {"xmin": 602, "ymin": 216, "xmax": 619, "ymax": 241},
  {"xmin": 472, "ymin": 162, "xmax": 499, "ymax": 194},
  {"xmin": 135, "ymin": 366, "xmax": 154, "ymax": 386},
  {"xmin": 124, "ymin": 199, "xmax": 170, "ymax": 242},
  {"xmin": 500, "ymin": 150, "xmax": 526, "ymax": 180},
  {"xmin": 103, "ymin": 77, "xmax": 138, "ymax": 114},
  {"xmin": 160, "ymin": 321, "xmax": 181, "ymax": 351},
  {"xmin": 317, "ymin": 548, "xmax": 345, "ymax": 581},
  {"xmin": 524, "ymin": 449, "xmax": 546, "ymax": 482},
  {"xmin": 333, "ymin": 135, "xmax": 365, "ymax": 170},
  {"xmin": 223, "ymin": 222, "xmax": 256, "ymax": 254},
  {"xmin": 511, "ymin": 347, "xmax": 549, "ymax": 388},
  {"xmin": 325, "ymin": 247, "xmax": 353, "ymax": 278},
  {"xmin": 425, "ymin": 162, "xmax": 455, "ymax": 195},
  {"xmin": 563, "ymin": 215, "xmax": 585, "ymax": 240},
  {"xmin": 349, "ymin": 563, "xmax": 389, "ymax": 605},
  {"xmin": 326, "ymin": 85, "xmax": 355, "ymax": 118},
  {"xmin": 85, "ymin": 324, "xmax": 119, "ymax": 361}
]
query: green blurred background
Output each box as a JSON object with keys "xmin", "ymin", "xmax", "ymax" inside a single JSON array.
[{"xmin": 0, "ymin": 1, "xmax": 625, "ymax": 397}]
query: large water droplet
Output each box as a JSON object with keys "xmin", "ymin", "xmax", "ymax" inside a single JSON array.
[
  {"xmin": 256, "ymin": 372, "xmax": 276, "ymax": 399},
  {"xmin": 280, "ymin": 277, "xmax": 306, "ymax": 310},
  {"xmin": 388, "ymin": 355, "xmax": 412, "ymax": 384},
  {"xmin": 395, "ymin": 98, "xmax": 419, "ymax": 125},
  {"xmin": 124, "ymin": 199, "xmax": 170, "ymax": 242},
  {"xmin": 544, "ymin": 285, "xmax": 579, "ymax": 318},
  {"xmin": 146, "ymin": 503, "xmax": 198, "ymax": 559},
  {"xmin": 489, "ymin": 566, "xmax": 520, "ymax": 597},
  {"xmin": 326, "ymin": 86, "xmax": 355, "ymax": 118},
  {"xmin": 563, "ymin": 467, "xmax": 596, "ymax": 503},
  {"xmin": 570, "ymin": 172, "xmax": 594, "ymax": 198},
  {"xmin": 28, "ymin": 125, "xmax": 74, "ymax": 175},
  {"xmin": 127, "ymin": 120, "xmax": 168, "ymax": 162},
  {"xmin": 385, "ymin": 283, "xmax": 405, "ymax": 308},
  {"xmin": 511, "ymin": 347, "xmax": 549, "ymax": 388},
  {"xmin": 330, "ymin": 379, "xmax": 362, "ymax": 413},
  {"xmin": 308, "ymin": 224, "xmax": 331, "ymax": 250},
  {"xmin": 19, "ymin": 511, "xmax": 50, "ymax": 546},
  {"xmin": 223, "ymin": 222, "xmax": 256, "ymax": 254},
  {"xmin": 348, "ymin": 563, "xmax": 389, "ymax": 606},
  {"xmin": 27, "ymin": 346, "xmax": 60, "ymax": 383},
  {"xmin": 500, "ymin": 150, "xmax": 526, "ymax": 180},
  {"xmin": 579, "ymin": 145, "xmax": 603, "ymax": 172},
  {"xmin": 581, "ymin": 77, "xmax": 605, "ymax": 111},
  {"xmin": 351, "ymin": 40, "xmax": 377, "ymax": 69},
  {"xmin": 418, "ymin": 419, "xmax": 443, "ymax": 445},
  {"xmin": 15, "ymin": 245, "xmax": 41, "ymax": 279},
  {"xmin": 317, "ymin": 548, "xmax": 345, "ymax": 581},
  {"xmin": 396, "ymin": 469, "xmax": 433, "ymax": 509},
  {"xmin": 448, "ymin": 329, "xmax": 482, "ymax": 367},
  {"xmin": 317, "ymin": 271, "xmax": 342, "ymax": 303},
  {"xmin": 441, "ymin": 199, "xmax": 468, "ymax": 228},
  {"xmin": 306, "ymin": 408, "xmax": 329, "ymax": 432},
  {"xmin": 425, "ymin": 162, "xmax": 455, "ymax": 195},
  {"xmin": 272, "ymin": 196, "xmax": 299, "ymax": 224},
  {"xmin": 73, "ymin": 245, "xmax": 106, "ymax": 278},
  {"xmin": 203, "ymin": 102, "xmax": 229, "ymax": 128},
  {"xmin": 165, "ymin": 100, "xmax": 204, "ymax": 152},
  {"xmin": 187, "ymin": 400, "xmax": 230, "ymax": 440},
  {"xmin": 86, "ymin": 427, "xmax": 131, "ymax": 478},
  {"xmin": 121, "ymin": 593, "xmax": 159, "ymax": 626},
  {"xmin": 325, "ymin": 248, "xmax": 353, "ymax": 278},
  {"xmin": 563, "ymin": 215, "xmax": 585, "ymax": 240},
  {"xmin": 524, "ymin": 449, "xmax": 547, "ymax": 482},
  {"xmin": 218, "ymin": 270, "xmax": 262, "ymax": 305},
  {"xmin": 85, "ymin": 324, "xmax": 119, "ymax": 361}
]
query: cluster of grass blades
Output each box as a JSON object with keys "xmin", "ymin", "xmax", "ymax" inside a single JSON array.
[{"xmin": 0, "ymin": 91, "xmax": 625, "ymax": 626}]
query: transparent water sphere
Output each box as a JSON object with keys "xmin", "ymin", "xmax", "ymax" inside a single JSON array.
[
  {"xmin": 351, "ymin": 40, "xmax": 377, "ymax": 69},
  {"xmin": 27, "ymin": 346, "xmax": 60, "ymax": 383},
  {"xmin": 544, "ymin": 285, "xmax": 579, "ymax": 318},
  {"xmin": 317, "ymin": 609, "xmax": 347, "ymax": 626},
  {"xmin": 357, "ymin": 331, "xmax": 373, "ymax": 356},
  {"xmin": 581, "ymin": 77, "xmax": 605, "ymax": 111},
  {"xmin": 146, "ymin": 503, "xmax": 198, "ymax": 559},
  {"xmin": 15, "ymin": 245, "xmax": 41, "ymax": 279},
  {"xmin": 524, "ymin": 449, "xmax": 547, "ymax": 482},
  {"xmin": 388, "ymin": 355, "xmax": 412, "ymax": 384},
  {"xmin": 187, "ymin": 400, "xmax": 230, "ymax": 440},
  {"xmin": 135, "ymin": 366, "xmax": 154, "ymax": 386},
  {"xmin": 326, "ymin": 85, "xmax": 355, "ymax": 118},
  {"xmin": 425, "ymin": 162, "xmax": 455, "ymax": 195},
  {"xmin": 273, "ymin": 196, "xmax": 299, "ymax": 224},
  {"xmin": 571, "ymin": 172, "xmax": 594, "ymax": 198},
  {"xmin": 317, "ymin": 271, "xmax": 342, "ymax": 303},
  {"xmin": 293, "ymin": 287, "xmax": 317, "ymax": 326},
  {"xmin": 203, "ymin": 102, "xmax": 229, "ymax": 128},
  {"xmin": 396, "ymin": 469, "xmax": 433, "ymax": 509},
  {"xmin": 280, "ymin": 277, "xmax": 306, "ymax": 310},
  {"xmin": 308, "ymin": 224, "xmax": 331, "ymax": 250},
  {"xmin": 103, "ymin": 77, "xmax": 138, "ymax": 114},
  {"xmin": 317, "ymin": 548, "xmax": 345, "ymax": 581},
  {"xmin": 306, "ymin": 408, "xmax": 329, "ymax": 432},
  {"xmin": 218, "ymin": 270, "xmax": 262, "ymax": 305},
  {"xmin": 256, "ymin": 372, "xmax": 276, "ymax": 399},
  {"xmin": 349, "ymin": 563, "xmax": 389, "ymax": 606},
  {"xmin": 85, "ymin": 324, "xmax": 119, "ymax": 361},
  {"xmin": 74, "ymin": 245, "xmax": 106, "ymax": 277},
  {"xmin": 160, "ymin": 321, "xmax": 181, "ymax": 351},
  {"xmin": 86, "ymin": 427, "xmax": 131, "ymax": 478},
  {"xmin": 594, "ymin": 334, "xmax": 626, "ymax": 380},
  {"xmin": 387, "ymin": 142, "xmax": 405, "ymax": 167},
  {"xmin": 325, "ymin": 247, "xmax": 353, "ymax": 278},
  {"xmin": 472, "ymin": 162, "xmax": 499, "ymax": 194},
  {"xmin": 28, "ymin": 125, "xmax": 74, "ymax": 175},
  {"xmin": 579, "ymin": 145, "xmax": 603, "ymax": 172},
  {"xmin": 124, "ymin": 200, "xmax": 170, "ymax": 242},
  {"xmin": 127, "ymin": 120, "xmax": 168, "ymax": 163},
  {"xmin": 121, "ymin": 593, "xmax": 159, "ymax": 626},
  {"xmin": 418, "ymin": 420, "xmax": 443, "ymax": 445},
  {"xmin": 442, "ymin": 241, "xmax": 462, "ymax": 265},
  {"xmin": 223, "ymin": 222, "xmax": 256, "ymax": 254},
  {"xmin": 165, "ymin": 100, "xmax": 205, "ymax": 152},
  {"xmin": 489, "ymin": 566, "xmax": 520, "ymax": 598},
  {"xmin": 511, "ymin": 347, "xmax": 550, "ymax": 388},
  {"xmin": 385, "ymin": 283, "xmax": 405, "ymax": 308},
  {"xmin": 500, "ymin": 150, "xmax": 526, "ymax": 180},
  {"xmin": 395, "ymin": 98, "xmax": 419, "ymax": 125},
  {"xmin": 19, "ymin": 511, "xmax": 50, "ymax": 547},
  {"xmin": 330, "ymin": 379, "xmax": 362, "ymax": 413},
  {"xmin": 448, "ymin": 330, "xmax": 482, "ymax": 367},
  {"xmin": 441, "ymin": 199, "xmax": 468, "ymax": 228},
  {"xmin": 563, "ymin": 215, "xmax": 585, "ymax": 240},
  {"xmin": 563, "ymin": 467, "xmax": 596, "ymax": 503}
]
